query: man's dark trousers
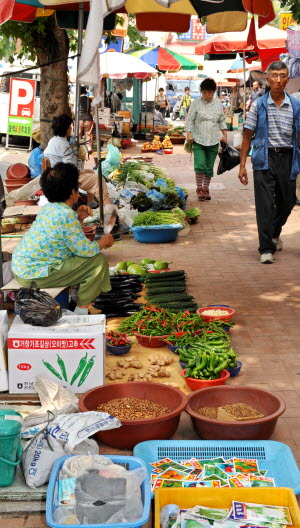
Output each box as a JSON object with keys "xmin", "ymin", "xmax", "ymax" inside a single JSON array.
[{"xmin": 253, "ymin": 150, "xmax": 296, "ymax": 254}]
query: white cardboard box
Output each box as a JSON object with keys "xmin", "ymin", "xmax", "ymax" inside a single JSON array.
[
  {"xmin": 0, "ymin": 311, "xmax": 8, "ymax": 392},
  {"xmin": 8, "ymin": 314, "xmax": 106, "ymax": 394}
]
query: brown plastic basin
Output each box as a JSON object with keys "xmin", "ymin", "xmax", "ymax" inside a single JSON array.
[
  {"xmin": 186, "ymin": 386, "xmax": 285, "ymax": 440},
  {"xmin": 6, "ymin": 163, "xmax": 30, "ymax": 180},
  {"xmin": 78, "ymin": 381, "xmax": 187, "ymax": 449}
]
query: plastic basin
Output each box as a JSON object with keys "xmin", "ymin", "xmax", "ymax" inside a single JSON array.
[
  {"xmin": 106, "ymin": 341, "xmax": 133, "ymax": 355},
  {"xmin": 164, "ymin": 341, "xmax": 180, "ymax": 354},
  {"xmin": 14, "ymin": 200, "xmax": 36, "ymax": 206},
  {"xmin": 78, "ymin": 381, "xmax": 187, "ymax": 449},
  {"xmin": 134, "ymin": 332, "xmax": 170, "ymax": 348},
  {"xmin": 6, "ymin": 163, "xmax": 30, "ymax": 180},
  {"xmin": 82, "ymin": 225, "xmax": 96, "ymax": 241},
  {"xmin": 227, "ymin": 360, "xmax": 242, "ymax": 377},
  {"xmin": 197, "ymin": 305, "xmax": 235, "ymax": 322},
  {"xmin": 186, "ymin": 386, "xmax": 286, "ymax": 440},
  {"xmin": 131, "ymin": 224, "xmax": 182, "ymax": 244},
  {"xmin": 182, "ymin": 369, "xmax": 230, "ymax": 391}
]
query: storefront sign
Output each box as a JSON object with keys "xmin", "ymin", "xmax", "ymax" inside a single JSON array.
[
  {"xmin": 177, "ymin": 19, "xmax": 205, "ymax": 40},
  {"xmin": 287, "ymin": 26, "xmax": 300, "ymax": 58},
  {"xmin": 7, "ymin": 78, "xmax": 36, "ymax": 137},
  {"xmin": 279, "ymin": 12, "xmax": 296, "ymax": 31}
]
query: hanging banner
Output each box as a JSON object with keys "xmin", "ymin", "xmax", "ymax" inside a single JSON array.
[
  {"xmin": 287, "ymin": 26, "xmax": 300, "ymax": 58},
  {"xmin": 7, "ymin": 78, "xmax": 36, "ymax": 137},
  {"xmin": 279, "ymin": 12, "xmax": 296, "ymax": 31}
]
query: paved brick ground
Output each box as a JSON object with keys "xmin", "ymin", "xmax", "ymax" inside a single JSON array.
[{"xmin": 1, "ymin": 143, "xmax": 300, "ymax": 524}]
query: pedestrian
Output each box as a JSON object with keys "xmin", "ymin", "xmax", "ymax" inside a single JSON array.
[
  {"xmin": 246, "ymin": 81, "xmax": 264, "ymax": 111},
  {"xmin": 186, "ymin": 77, "xmax": 227, "ymax": 201},
  {"xmin": 238, "ymin": 61, "xmax": 300, "ymax": 264},
  {"xmin": 79, "ymin": 86, "xmax": 92, "ymax": 118},
  {"xmin": 179, "ymin": 87, "xmax": 192, "ymax": 119},
  {"xmin": 229, "ymin": 85, "xmax": 243, "ymax": 114},
  {"xmin": 154, "ymin": 104, "xmax": 167, "ymax": 127},
  {"xmin": 155, "ymin": 87, "xmax": 170, "ymax": 118}
]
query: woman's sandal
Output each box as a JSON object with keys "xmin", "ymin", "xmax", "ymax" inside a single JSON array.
[
  {"xmin": 203, "ymin": 190, "xmax": 211, "ymax": 200},
  {"xmin": 197, "ymin": 189, "xmax": 206, "ymax": 201}
]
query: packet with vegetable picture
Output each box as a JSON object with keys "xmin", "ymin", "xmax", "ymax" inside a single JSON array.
[{"xmin": 232, "ymin": 502, "xmax": 292, "ymax": 525}]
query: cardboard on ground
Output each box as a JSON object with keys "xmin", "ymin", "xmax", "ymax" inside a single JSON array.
[{"xmin": 217, "ymin": 405, "xmax": 264, "ymax": 421}]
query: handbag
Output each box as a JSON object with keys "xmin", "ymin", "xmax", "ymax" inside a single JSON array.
[{"xmin": 217, "ymin": 141, "xmax": 241, "ymax": 175}]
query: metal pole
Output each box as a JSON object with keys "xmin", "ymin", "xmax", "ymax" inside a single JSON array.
[
  {"xmin": 74, "ymin": 2, "xmax": 84, "ymax": 159},
  {"xmin": 243, "ymin": 51, "xmax": 246, "ymax": 122},
  {"xmin": 94, "ymin": 102, "xmax": 104, "ymax": 226}
]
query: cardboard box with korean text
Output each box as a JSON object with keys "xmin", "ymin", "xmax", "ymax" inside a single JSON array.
[
  {"xmin": 8, "ymin": 314, "xmax": 105, "ymax": 394},
  {"xmin": 0, "ymin": 311, "xmax": 8, "ymax": 392}
]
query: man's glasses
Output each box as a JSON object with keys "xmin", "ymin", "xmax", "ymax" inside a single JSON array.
[{"xmin": 269, "ymin": 74, "xmax": 288, "ymax": 80}]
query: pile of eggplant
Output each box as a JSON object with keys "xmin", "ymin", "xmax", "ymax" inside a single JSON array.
[{"xmin": 93, "ymin": 274, "xmax": 144, "ymax": 318}]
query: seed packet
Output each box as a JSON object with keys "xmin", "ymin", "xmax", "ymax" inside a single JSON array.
[
  {"xmin": 249, "ymin": 476, "xmax": 275, "ymax": 488},
  {"xmin": 203, "ymin": 464, "xmax": 228, "ymax": 480},
  {"xmin": 233, "ymin": 459, "xmax": 260, "ymax": 474},
  {"xmin": 153, "ymin": 479, "xmax": 183, "ymax": 489},
  {"xmin": 235, "ymin": 474, "xmax": 251, "ymax": 487},
  {"xmin": 159, "ymin": 468, "xmax": 191, "ymax": 481},
  {"xmin": 181, "ymin": 460, "xmax": 195, "ymax": 468},
  {"xmin": 151, "ymin": 458, "xmax": 192, "ymax": 474},
  {"xmin": 181, "ymin": 513, "xmax": 212, "ymax": 528},
  {"xmin": 192, "ymin": 506, "xmax": 230, "ymax": 522},
  {"xmin": 196, "ymin": 457, "xmax": 226, "ymax": 469},
  {"xmin": 229, "ymin": 476, "xmax": 246, "ymax": 488},
  {"xmin": 203, "ymin": 474, "xmax": 228, "ymax": 487},
  {"xmin": 217, "ymin": 463, "xmax": 236, "ymax": 474},
  {"xmin": 232, "ymin": 502, "xmax": 292, "ymax": 525},
  {"xmin": 255, "ymin": 471, "xmax": 268, "ymax": 476},
  {"xmin": 185, "ymin": 469, "xmax": 204, "ymax": 481},
  {"xmin": 187, "ymin": 480, "xmax": 221, "ymax": 488}
]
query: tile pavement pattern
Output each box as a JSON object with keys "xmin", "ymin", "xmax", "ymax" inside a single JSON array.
[{"xmin": 2, "ymin": 144, "xmax": 300, "ymax": 524}]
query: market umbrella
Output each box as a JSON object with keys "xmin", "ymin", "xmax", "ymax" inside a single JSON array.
[
  {"xmin": 100, "ymin": 50, "xmax": 158, "ymax": 79},
  {"xmin": 228, "ymin": 55, "xmax": 262, "ymax": 73},
  {"xmin": 128, "ymin": 46, "xmax": 203, "ymax": 72}
]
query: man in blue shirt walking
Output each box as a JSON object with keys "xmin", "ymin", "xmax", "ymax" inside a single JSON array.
[{"xmin": 238, "ymin": 61, "xmax": 300, "ymax": 264}]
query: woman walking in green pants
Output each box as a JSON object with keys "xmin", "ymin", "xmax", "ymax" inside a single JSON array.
[
  {"xmin": 186, "ymin": 78, "xmax": 227, "ymax": 201},
  {"xmin": 12, "ymin": 163, "xmax": 113, "ymax": 315}
]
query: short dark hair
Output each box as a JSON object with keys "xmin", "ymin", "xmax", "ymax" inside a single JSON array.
[
  {"xmin": 41, "ymin": 162, "xmax": 79, "ymax": 203},
  {"xmin": 155, "ymin": 104, "xmax": 161, "ymax": 111},
  {"xmin": 267, "ymin": 61, "xmax": 289, "ymax": 74},
  {"xmin": 52, "ymin": 114, "xmax": 73, "ymax": 137},
  {"xmin": 185, "ymin": 87, "xmax": 190, "ymax": 91},
  {"xmin": 83, "ymin": 113, "xmax": 93, "ymax": 122},
  {"xmin": 158, "ymin": 87, "xmax": 164, "ymax": 92},
  {"xmin": 80, "ymin": 86, "xmax": 87, "ymax": 95},
  {"xmin": 200, "ymin": 78, "xmax": 217, "ymax": 92}
]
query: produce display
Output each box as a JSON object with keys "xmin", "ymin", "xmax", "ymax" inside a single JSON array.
[
  {"xmin": 132, "ymin": 210, "xmax": 183, "ymax": 227},
  {"xmin": 182, "ymin": 348, "xmax": 237, "ymax": 380},
  {"xmin": 114, "ymin": 258, "xmax": 170, "ymax": 276},
  {"xmin": 201, "ymin": 309, "xmax": 230, "ymax": 316},
  {"xmin": 92, "ymin": 274, "xmax": 143, "ymax": 317},
  {"xmin": 106, "ymin": 331, "xmax": 129, "ymax": 347},
  {"xmin": 141, "ymin": 141, "xmax": 153, "ymax": 152},
  {"xmin": 162, "ymin": 135, "xmax": 173, "ymax": 149},
  {"xmin": 145, "ymin": 271, "xmax": 198, "ymax": 312},
  {"xmin": 130, "ymin": 192, "xmax": 153, "ymax": 212},
  {"xmin": 185, "ymin": 208, "xmax": 201, "ymax": 223},
  {"xmin": 152, "ymin": 457, "xmax": 276, "ymax": 490},
  {"xmin": 95, "ymin": 397, "xmax": 171, "ymax": 419},
  {"xmin": 151, "ymin": 135, "xmax": 163, "ymax": 151}
]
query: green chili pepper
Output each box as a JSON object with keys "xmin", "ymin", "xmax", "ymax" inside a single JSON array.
[
  {"xmin": 70, "ymin": 352, "xmax": 88, "ymax": 385},
  {"xmin": 78, "ymin": 356, "xmax": 96, "ymax": 387},
  {"xmin": 214, "ymin": 360, "xmax": 228, "ymax": 374},
  {"xmin": 43, "ymin": 361, "xmax": 63, "ymax": 380},
  {"xmin": 56, "ymin": 354, "xmax": 68, "ymax": 382}
]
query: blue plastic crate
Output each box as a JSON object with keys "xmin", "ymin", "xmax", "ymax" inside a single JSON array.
[
  {"xmin": 46, "ymin": 455, "xmax": 151, "ymax": 528},
  {"xmin": 131, "ymin": 224, "xmax": 182, "ymax": 243},
  {"xmin": 133, "ymin": 440, "xmax": 300, "ymax": 496}
]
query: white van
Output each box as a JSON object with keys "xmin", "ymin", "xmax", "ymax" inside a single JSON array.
[{"xmin": 0, "ymin": 66, "xmax": 40, "ymax": 144}]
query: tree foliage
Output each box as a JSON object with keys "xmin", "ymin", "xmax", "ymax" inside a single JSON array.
[{"xmin": 279, "ymin": 0, "xmax": 300, "ymax": 23}]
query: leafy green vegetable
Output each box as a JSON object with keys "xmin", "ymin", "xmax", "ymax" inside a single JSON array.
[
  {"xmin": 132, "ymin": 211, "xmax": 182, "ymax": 227},
  {"xmin": 185, "ymin": 208, "xmax": 201, "ymax": 218}
]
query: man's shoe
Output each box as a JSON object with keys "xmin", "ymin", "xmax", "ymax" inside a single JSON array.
[
  {"xmin": 272, "ymin": 237, "xmax": 283, "ymax": 251},
  {"xmin": 260, "ymin": 253, "xmax": 274, "ymax": 264}
]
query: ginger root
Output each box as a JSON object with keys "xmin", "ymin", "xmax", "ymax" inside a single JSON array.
[
  {"xmin": 147, "ymin": 365, "xmax": 171, "ymax": 378},
  {"xmin": 106, "ymin": 368, "xmax": 126, "ymax": 380},
  {"xmin": 148, "ymin": 353, "xmax": 174, "ymax": 366},
  {"xmin": 128, "ymin": 372, "xmax": 152, "ymax": 382},
  {"xmin": 117, "ymin": 357, "xmax": 142, "ymax": 369}
]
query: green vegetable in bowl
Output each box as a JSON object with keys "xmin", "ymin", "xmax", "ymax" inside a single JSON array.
[
  {"xmin": 140, "ymin": 258, "xmax": 155, "ymax": 266},
  {"xmin": 185, "ymin": 208, "xmax": 201, "ymax": 218}
]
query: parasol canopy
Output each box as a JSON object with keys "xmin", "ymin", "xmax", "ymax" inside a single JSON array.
[
  {"xmin": 127, "ymin": 46, "xmax": 203, "ymax": 71},
  {"xmin": 195, "ymin": 20, "xmax": 288, "ymax": 71},
  {"xmin": 228, "ymin": 55, "xmax": 262, "ymax": 73},
  {"xmin": 99, "ymin": 50, "xmax": 158, "ymax": 79}
]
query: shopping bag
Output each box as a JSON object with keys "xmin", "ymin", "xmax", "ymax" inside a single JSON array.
[
  {"xmin": 217, "ymin": 141, "xmax": 241, "ymax": 175},
  {"xmin": 15, "ymin": 282, "xmax": 62, "ymax": 326}
]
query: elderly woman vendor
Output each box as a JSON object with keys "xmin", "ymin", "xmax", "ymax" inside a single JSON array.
[{"xmin": 12, "ymin": 162, "xmax": 113, "ymax": 314}]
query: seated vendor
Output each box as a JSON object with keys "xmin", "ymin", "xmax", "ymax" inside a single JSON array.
[
  {"xmin": 44, "ymin": 114, "xmax": 111, "ymax": 209},
  {"xmin": 12, "ymin": 163, "xmax": 113, "ymax": 315},
  {"xmin": 154, "ymin": 104, "xmax": 167, "ymax": 127}
]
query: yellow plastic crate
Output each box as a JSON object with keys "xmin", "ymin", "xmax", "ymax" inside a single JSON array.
[{"xmin": 154, "ymin": 488, "xmax": 300, "ymax": 528}]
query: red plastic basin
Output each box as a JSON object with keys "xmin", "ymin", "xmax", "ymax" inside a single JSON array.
[
  {"xmin": 82, "ymin": 225, "xmax": 96, "ymax": 241},
  {"xmin": 196, "ymin": 306, "xmax": 235, "ymax": 322},
  {"xmin": 78, "ymin": 381, "xmax": 187, "ymax": 449},
  {"xmin": 186, "ymin": 386, "xmax": 286, "ymax": 440},
  {"xmin": 6, "ymin": 163, "xmax": 30, "ymax": 180},
  {"xmin": 134, "ymin": 332, "xmax": 170, "ymax": 348},
  {"xmin": 181, "ymin": 369, "xmax": 230, "ymax": 391}
]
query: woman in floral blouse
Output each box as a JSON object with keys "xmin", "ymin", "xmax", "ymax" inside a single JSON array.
[{"xmin": 12, "ymin": 163, "xmax": 113, "ymax": 314}]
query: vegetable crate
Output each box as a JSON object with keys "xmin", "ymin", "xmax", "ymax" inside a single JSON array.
[
  {"xmin": 46, "ymin": 454, "xmax": 151, "ymax": 528},
  {"xmin": 154, "ymin": 488, "xmax": 300, "ymax": 528},
  {"xmin": 133, "ymin": 440, "xmax": 300, "ymax": 496},
  {"xmin": 7, "ymin": 314, "xmax": 106, "ymax": 394}
]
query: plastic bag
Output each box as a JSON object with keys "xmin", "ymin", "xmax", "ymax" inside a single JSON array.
[
  {"xmin": 217, "ymin": 141, "xmax": 241, "ymax": 175},
  {"xmin": 28, "ymin": 147, "xmax": 44, "ymax": 178},
  {"xmin": 101, "ymin": 145, "xmax": 121, "ymax": 178},
  {"xmin": 15, "ymin": 282, "xmax": 62, "ymax": 327},
  {"xmin": 21, "ymin": 412, "xmax": 121, "ymax": 488},
  {"xmin": 147, "ymin": 189, "xmax": 165, "ymax": 211},
  {"xmin": 118, "ymin": 207, "xmax": 138, "ymax": 232},
  {"xmin": 56, "ymin": 454, "xmax": 146, "ymax": 525}
]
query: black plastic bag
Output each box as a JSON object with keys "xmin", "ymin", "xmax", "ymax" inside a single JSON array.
[
  {"xmin": 15, "ymin": 282, "xmax": 62, "ymax": 326},
  {"xmin": 217, "ymin": 141, "xmax": 241, "ymax": 175}
]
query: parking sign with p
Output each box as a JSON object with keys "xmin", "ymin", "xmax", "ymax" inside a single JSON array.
[{"xmin": 8, "ymin": 78, "xmax": 36, "ymax": 137}]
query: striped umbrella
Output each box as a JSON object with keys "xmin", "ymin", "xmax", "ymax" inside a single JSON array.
[{"xmin": 128, "ymin": 46, "xmax": 203, "ymax": 72}]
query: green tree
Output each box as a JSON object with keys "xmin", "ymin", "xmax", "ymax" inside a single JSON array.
[{"xmin": 279, "ymin": 0, "xmax": 300, "ymax": 23}]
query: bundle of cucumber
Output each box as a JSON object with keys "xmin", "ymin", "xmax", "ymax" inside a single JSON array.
[{"xmin": 145, "ymin": 270, "xmax": 198, "ymax": 313}]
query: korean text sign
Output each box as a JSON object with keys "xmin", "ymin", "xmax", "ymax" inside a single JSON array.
[{"xmin": 7, "ymin": 78, "xmax": 36, "ymax": 137}]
